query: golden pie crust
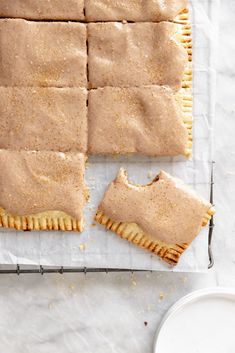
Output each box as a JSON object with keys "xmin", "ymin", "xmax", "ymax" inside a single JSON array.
[
  {"xmin": 95, "ymin": 207, "xmax": 215, "ymax": 266},
  {"xmin": 175, "ymin": 9, "xmax": 193, "ymax": 88},
  {"xmin": 176, "ymin": 9, "xmax": 193, "ymax": 156},
  {"xmin": 0, "ymin": 208, "xmax": 83, "ymax": 232},
  {"xmin": 175, "ymin": 88, "xmax": 193, "ymax": 157}
]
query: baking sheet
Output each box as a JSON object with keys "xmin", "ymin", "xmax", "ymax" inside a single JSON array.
[{"xmin": 0, "ymin": 0, "xmax": 219, "ymax": 272}]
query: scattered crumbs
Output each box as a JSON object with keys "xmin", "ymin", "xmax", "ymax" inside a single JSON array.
[
  {"xmin": 132, "ymin": 279, "xmax": 137, "ymax": 287},
  {"xmin": 181, "ymin": 276, "xmax": 188, "ymax": 283},
  {"xmin": 147, "ymin": 171, "xmax": 153, "ymax": 179},
  {"xmin": 91, "ymin": 223, "xmax": 96, "ymax": 227},
  {"xmin": 159, "ymin": 292, "xmax": 165, "ymax": 302},
  {"xmin": 85, "ymin": 162, "xmax": 90, "ymax": 169},
  {"xmin": 69, "ymin": 283, "xmax": 75, "ymax": 290},
  {"xmin": 48, "ymin": 303, "xmax": 54, "ymax": 310},
  {"xmin": 144, "ymin": 321, "xmax": 148, "ymax": 326},
  {"xmin": 79, "ymin": 243, "xmax": 86, "ymax": 251}
]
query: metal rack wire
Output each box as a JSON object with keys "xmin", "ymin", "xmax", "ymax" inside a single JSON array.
[{"xmin": 0, "ymin": 163, "xmax": 215, "ymax": 275}]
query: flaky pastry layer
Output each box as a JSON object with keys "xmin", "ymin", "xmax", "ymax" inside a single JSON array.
[
  {"xmin": 0, "ymin": 208, "xmax": 83, "ymax": 232},
  {"xmin": 95, "ymin": 207, "xmax": 215, "ymax": 266}
]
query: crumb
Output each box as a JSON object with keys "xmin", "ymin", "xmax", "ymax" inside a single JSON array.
[
  {"xmin": 122, "ymin": 19, "xmax": 127, "ymax": 24},
  {"xmin": 182, "ymin": 276, "xmax": 188, "ymax": 283},
  {"xmin": 79, "ymin": 243, "xmax": 86, "ymax": 251},
  {"xmin": 159, "ymin": 292, "xmax": 165, "ymax": 301},
  {"xmin": 147, "ymin": 171, "xmax": 153, "ymax": 179},
  {"xmin": 132, "ymin": 280, "xmax": 137, "ymax": 287},
  {"xmin": 144, "ymin": 321, "xmax": 148, "ymax": 326},
  {"xmin": 91, "ymin": 223, "xmax": 96, "ymax": 227},
  {"xmin": 48, "ymin": 303, "xmax": 54, "ymax": 310},
  {"xmin": 69, "ymin": 284, "xmax": 75, "ymax": 290}
]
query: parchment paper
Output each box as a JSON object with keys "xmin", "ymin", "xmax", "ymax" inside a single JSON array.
[{"xmin": 0, "ymin": 0, "xmax": 219, "ymax": 272}]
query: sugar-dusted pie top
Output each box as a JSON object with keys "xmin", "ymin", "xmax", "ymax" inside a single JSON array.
[
  {"xmin": 0, "ymin": 150, "xmax": 88, "ymax": 219},
  {"xmin": 0, "ymin": 0, "xmax": 85, "ymax": 20},
  {"xmin": 88, "ymin": 86, "xmax": 190, "ymax": 156},
  {"xmin": 86, "ymin": 0, "xmax": 188, "ymax": 22},
  {"xmin": 99, "ymin": 169, "xmax": 212, "ymax": 244},
  {"xmin": 0, "ymin": 87, "xmax": 87, "ymax": 152},
  {"xmin": 88, "ymin": 22, "xmax": 188, "ymax": 89},
  {"xmin": 0, "ymin": 19, "xmax": 87, "ymax": 87}
]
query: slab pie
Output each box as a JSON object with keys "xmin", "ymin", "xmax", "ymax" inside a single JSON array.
[
  {"xmin": 0, "ymin": 19, "xmax": 87, "ymax": 87},
  {"xmin": 88, "ymin": 86, "xmax": 192, "ymax": 157},
  {"xmin": 0, "ymin": 87, "xmax": 87, "ymax": 152},
  {"xmin": 0, "ymin": 150, "xmax": 88, "ymax": 231},
  {"xmin": 95, "ymin": 169, "xmax": 215, "ymax": 265},
  {"xmin": 88, "ymin": 18, "xmax": 192, "ymax": 89}
]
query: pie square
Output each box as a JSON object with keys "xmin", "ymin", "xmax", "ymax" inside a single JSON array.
[
  {"xmin": 88, "ymin": 86, "xmax": 192, "ymax": 157},
  {"xmin": 0, "ymin": 19, "xmax": 87, "ymax": 87},
  {"xmin": 0, "ymin": 150, "xmax": 88, "ymax": 231},
  {"xmin": 85, "ymin": 0, "xmax": 188, "ymax": 22},
  {"xmin": 95, "ymin": 169, "xmax": 215, "ymax": 266},
  {"xmin": 0, "ymin": 0, "xmax": 85, "ymax": 20},
  {"xmin": 88, "ymin": 21, "xmax": 192, "ymax": 89},
  {"xmin": 0, "ymin": 87, "xmax": 87, "ymax": 153}
]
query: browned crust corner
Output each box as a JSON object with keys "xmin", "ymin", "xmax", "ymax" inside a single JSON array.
[{"xmin": 0, "ymin": 208, "xmax": 83, "ymax": 232}]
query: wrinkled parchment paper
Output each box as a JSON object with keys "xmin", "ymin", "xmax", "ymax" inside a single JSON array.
[{"xmin": 0, "ymin": 0, "xmax": 219, "ymax": 271}]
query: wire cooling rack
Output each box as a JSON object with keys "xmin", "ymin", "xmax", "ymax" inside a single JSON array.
[{"xmin": 0, "ymin": 163, "xmax": 215, "ymax": 275}]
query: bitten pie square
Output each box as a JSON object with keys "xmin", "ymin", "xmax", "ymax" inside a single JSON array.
[
  {"xmin": 0, "ymin": 87, "xmax": 87, "ymax": 153},
  {"xmin": 0, "ymin": 19, "xmax": 87, "ymax": 87},
  {"xmin": 95, "ymin": 169, "xmax": 215, "ymax": 266},
  {"xmin": 0, "ymin": 0, "xmax": 85, "ymax": 20},
  {"xmin": 85, "ymin": 0, "xmax": 188, "ymax": 22},
  {"xmin": 88, "ymin": 86, "xmax": 192, "ymax": 157},
  {"xmin": 0, "ymin": 150, "xmax": 88, "ymax": 232},
  {"xmin": 88, "ymin": 21, "xmax": 192, "ymax": 89}
]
